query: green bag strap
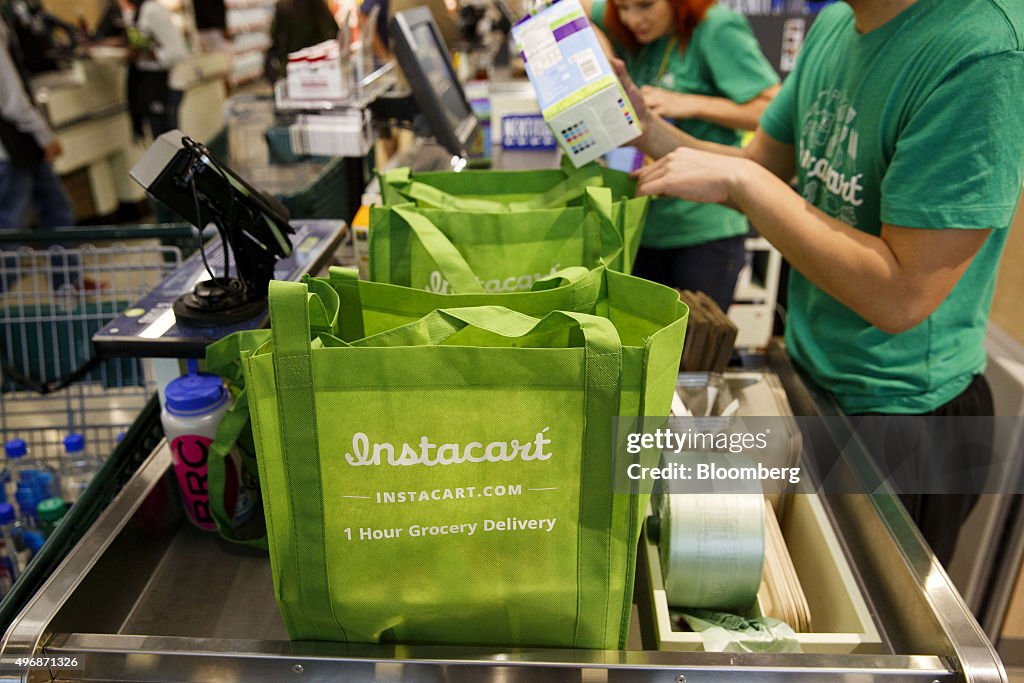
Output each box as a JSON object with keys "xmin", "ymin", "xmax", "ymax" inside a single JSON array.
[
  {"xmin": 530, "ymin": 266, "xmax": 602, "ymax": 313},
  {"xmin": 326, "ymin": 264, "xmax": 601, "ymax": 336},
  {"xmin": 325, "ymin": 267, "xmax": 366, "ymax": 340},
  {"xmin": 303, "ymin": 274, "xmax": 340, "ymax": 334},
  {"xmin": 391, "ymin": 206, "xmax": 484, "ymax": 294},
  {"xmin": 383, "ymin": 164, "xmax": 606, "ymax": 212},
  {"xmin": 580, "ymin": 186, "xmax": 625, "ymax": 269},
  {"xmin": 403, "ymin": 182, "xmax": 512, "ymax": 212},
  {"xmin": 267, "ymin": 280, "xmax": 343, "ymax": 637},
  {"xmin": 207, "ymin": 329, "xmax": 274, "ymax": 382},
  {"xmin": 351, "ymin": 305, "xmax": 613, "ymax": 349},
  {"xmin": 530, "ymin": 266, "xmax": 593, "ymax": 290},
  {"xmin": 205, "ymin": 387, "xmax": 268, "ymax": 549},
  {"xmin": 506, "ymin": 164, "xmax": 605, "ymax": 211},
  {"xmin": 380, "ymin": 167, "xmax": 506, "ymax": 211}
]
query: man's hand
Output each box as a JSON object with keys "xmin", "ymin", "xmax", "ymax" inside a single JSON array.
[
  {"xmin": 43, "ymin": 139, "xmax": 63, "ymax": 161},
  {"xmin": 634, "ymin": 147, "xmax": 749, "ymax": 207},
  {"xmin": 641, "ymin": 86, "xmax": 699, "ymax": 120}
]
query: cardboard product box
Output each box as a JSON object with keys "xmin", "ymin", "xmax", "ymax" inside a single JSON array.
[{"xmin": 512, "ymin": 0, "xmax": 641, "ymax": 166}]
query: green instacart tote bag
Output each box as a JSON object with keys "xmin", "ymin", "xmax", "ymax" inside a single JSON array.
[
  {"xmin": 242, "ymin": 279, "xmax": 686, "ymax": 648},
  {"xmin": 369, "ymin": 187, "xmax": 649, "ymax": 292}
]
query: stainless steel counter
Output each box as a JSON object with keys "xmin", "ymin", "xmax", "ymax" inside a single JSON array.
[{"xmin": 0, "ymin": 351, "xmax": 1006, "ymax": 681}]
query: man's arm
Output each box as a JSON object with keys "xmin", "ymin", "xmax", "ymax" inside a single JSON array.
[
  {"xmin": 613, "ymin": 59, "xmax": 793, "ymax": 177},
  {"xmin": 635, "ymin": 148, "xmax": 989, "ymax": 334}
]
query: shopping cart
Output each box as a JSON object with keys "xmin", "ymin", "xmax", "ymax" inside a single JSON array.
[{"xmin": 0, "ymin": 226, "xmax": 188, "ymax": 471}]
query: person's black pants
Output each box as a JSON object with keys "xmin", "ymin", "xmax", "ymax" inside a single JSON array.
[
  {"xmin": 631, "ymin": 235, "xmax": 747, "ymax": 311},
  {"xmin": 853, "ymin": 374, "xmax": 994, "ymax": 566}
]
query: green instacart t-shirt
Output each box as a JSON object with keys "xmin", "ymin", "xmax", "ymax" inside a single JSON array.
[
  {"xmin": 593, "ymin": 3, "xmax": 779, "ymax": 248},
  {"xmin": 760, "ymin": 0, "xmax": 1024, "ymax": 413}
]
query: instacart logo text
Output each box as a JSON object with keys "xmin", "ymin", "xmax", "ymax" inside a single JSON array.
[{"xmin": 344, "ymin": 428, "xmax": 553, "ymax": 467}]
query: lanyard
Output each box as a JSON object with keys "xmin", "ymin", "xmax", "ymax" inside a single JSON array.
[{"xmin": 655, "ymin": 35, "xmax": 679, "ymax": 83}]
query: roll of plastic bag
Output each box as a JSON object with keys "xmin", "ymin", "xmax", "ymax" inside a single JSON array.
[{"xmin": 660, "ymin": 493, "xmax": 764, "ymax": 610}]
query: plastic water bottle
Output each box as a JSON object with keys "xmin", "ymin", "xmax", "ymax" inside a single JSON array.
[
  {"xmin": 61, "ymin": 433, "xmax": 98, "ymax": 503},
  {"xmin": 161, "ymin": 360, "xmax": 257, "ymax": 531},
  {"xmin": 4, "ymin": 439, "xmax": 28, "ymax": 499},
  {"xmin": 5, "ymin": 439, "xmax": 60, "ymax": 500},
  {"xmin": 14, "ymin": 480, "xmax": 39, "ymax": 530},
  {"xmin": 0, "ymin": 503, "xmax": 22, "ymax": 585}
]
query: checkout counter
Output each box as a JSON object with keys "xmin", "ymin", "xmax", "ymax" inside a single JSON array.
[{"xmin": 0, "ymin": 344, "xmax": 1005, "ymax": 681}]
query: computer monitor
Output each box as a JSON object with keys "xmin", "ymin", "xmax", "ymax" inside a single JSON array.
[{"xmin": 390, "ymin": 6, "xmax": 478, "ymax": 158}]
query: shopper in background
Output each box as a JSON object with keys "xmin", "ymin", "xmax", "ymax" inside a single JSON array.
[
  {"xmin": 581, "ymin": 0, "xmax": 779, "ymax": 310},
  {"xmin": 0, "ymin": 17, "xmax": 73, "ymax": 231},
  {"xmin": 0, "ymin": 0, "xmax": 76, "ymax": 75},
  {"xmin": 194, "ymin": 0, "xmax": 228, "ymax": 53},
  {"xmin": 622, "ymin": 0, "xmax": 1024, "ymax": 564},
  {"xmin": 117, "ymin": 0, "xmax": 188, "ymax": 140},
  {"xmin": 358, "ymin": 0, "xmax": 389, "ymax": 62},
  {"xmin": 264, "ymin": 0, "xmax": 339, "ymax": 83}
]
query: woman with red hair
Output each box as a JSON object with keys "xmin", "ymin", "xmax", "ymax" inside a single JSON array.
[{"xmin": 582, "ymin": 0, "xmax": 779, "ymax": 310}]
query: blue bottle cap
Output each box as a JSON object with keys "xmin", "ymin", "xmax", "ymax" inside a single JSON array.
[
  {"xmin": 165, "ymin": 372, "xmax": 227, "ymax": 416},
  {"xmin": 5, "ymin": 439, "xmax": 26, "ymax": 458},
  {"xmin": 0, "ymin": 502, "xmax": 14, "ymax": 525},
  {"xmin": 63, "ymin": 434, "xmax": 85, "ymax": 454}
]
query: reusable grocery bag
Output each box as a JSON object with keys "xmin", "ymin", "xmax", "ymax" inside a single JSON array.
[
  {"xmin": 377, "ymin": 162, "xmax": 637, "ymax": 211},
  {"xmin": 242, "ymin": 278, "xmax": 687, "ymax": 648},
  {"xmin": 369, "ymin": 186, "xmax": 648, "ymax": 292}
]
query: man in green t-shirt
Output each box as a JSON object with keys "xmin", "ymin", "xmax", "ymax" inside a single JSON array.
[{"xmin": 620, "ymin": 0, "xmax": 1024, "ymax": 564}]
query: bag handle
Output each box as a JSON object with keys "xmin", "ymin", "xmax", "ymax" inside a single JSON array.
[
  {"xmin": 580, "ymin": 186, "xmax": 626, "ymax": 269},
  {"xmin": 507, "ymin": 164, "xmax": 605, "ymax": 211},
  {"xmin": 383, "ymin": 164, "xmax": 607, "ymax": 212},
  {"xmin": 327, "ymin": 264, "xmax": 602, "ymax": 335},
  {"xmin": 265, "ymin": 280, "xmax": 340, "ymax": 634},
  {"xmin": 390, "ymin": 206, "xmax": 484, "ymax": 294},
  {"xmin": 352, "ymin": 305, "xmax": 617, "ymax": 351}
]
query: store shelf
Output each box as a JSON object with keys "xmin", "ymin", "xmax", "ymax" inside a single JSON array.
[{"xmin": 224, "ymin": 0, "xmax": 277, "ymax": 89}]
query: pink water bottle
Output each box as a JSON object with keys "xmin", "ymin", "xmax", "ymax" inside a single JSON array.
[{"xmin": 161, "ymin": 360, "xmax": 255, "ymax": 531}]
